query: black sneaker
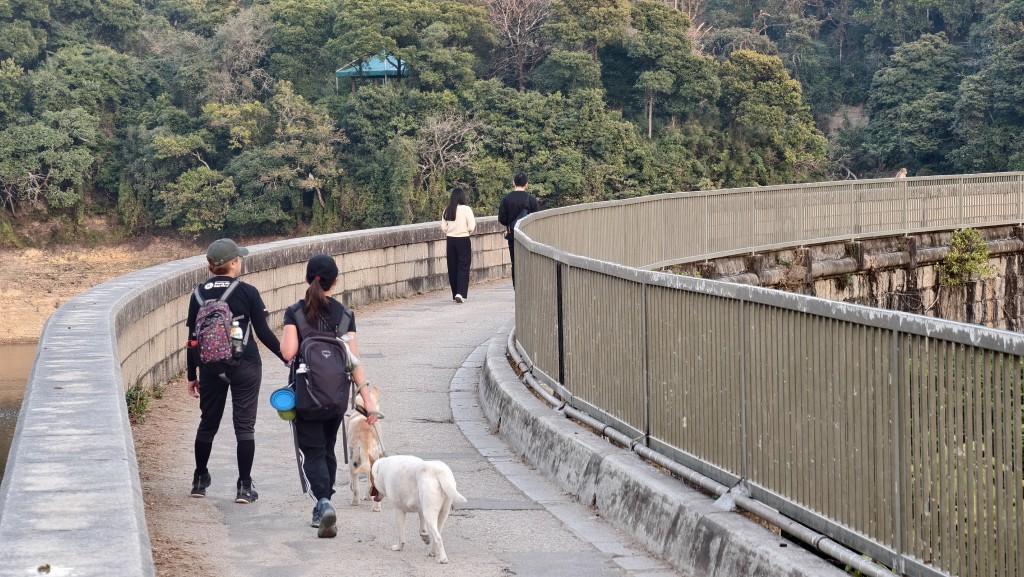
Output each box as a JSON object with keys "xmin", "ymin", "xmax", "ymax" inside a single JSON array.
[
  {"xmin": 317, "ymin": 498, "xmax": 337, "ymax": 538},
  {"xmin": 235, "ymin": 479, "xmax": 258, "ymax": 504},
  {"xmin": 310, "ymin": 502, "xmax": 322, "ymax": 528},
  {"xmin": 190, "ymin": 471, "xmax": 211, "ymax": 498}
]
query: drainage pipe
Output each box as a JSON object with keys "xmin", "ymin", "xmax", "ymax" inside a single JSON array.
[{"xmin": 505, "ymin": 331, "xmax": 895, "ymax": 577}]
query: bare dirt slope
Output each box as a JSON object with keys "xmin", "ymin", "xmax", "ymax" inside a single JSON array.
[{"xmin": 0, "ymin": 238, "xmax": 202, "ymax": 344}]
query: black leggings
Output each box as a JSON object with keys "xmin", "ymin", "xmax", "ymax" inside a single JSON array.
[
  {"xmin": 196, "ymin": 360, "xmax": 262, "ymax": 443},
  {"xmin": 446, "ymin": 236, "xmax": 472, "ymax": 298}
]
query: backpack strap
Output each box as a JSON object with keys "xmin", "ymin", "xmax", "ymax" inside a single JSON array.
[
  {"xmin": 193, "ymin": 279, "xmax": 241, "ymax": 306},
  {"xmin": 289, "ymin": 302, "xmax": 315, "ymax": 341},
  {"xmin": 219, "ymin": 279, "xmax": 241, "ymax": 302},
  {"xmin": 290, "ymin": 302, "xmax": 350, "ymax": 340}
]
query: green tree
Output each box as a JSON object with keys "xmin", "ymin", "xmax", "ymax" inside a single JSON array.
[
  {"xmin": 329, "ymin": 0, "xmax": 494, "ymax": 93},
  {"xmin": 616, "ymin": 0, "xmax": 716, "ymax": 138},
  {"xmin": 0, "ymin": 58, "xmax": 27, "ymax": 121},
  {"xmin": 716, "ymin": 50, "xmax": 827, "ymax": 185},
  {"xmin": 866, "ymin": 33, "xmax": 960, "ymax": 173},
  {"xmin": 267, "ymin": 0, "xmax": 336, "ymax": 98},
  {"xmin": 263, "ymin": 82, "xmax": 347, "ymax": 226},
  {"xmin": 156, "ymin": 166, "xmax": 237, "ymax": 237},
  {"xmin": 0, "ymin": 109, "xmax": 98, "ymax": 215},
  {"xmin": 364, "ymin": 137, "xmax": 415, "ymax": 227},
  {"xmin": 203, "ymin": 101, "xmax": 272, "ymax": 150},
  {"xmin": 47, "ymin": 0, "xmax": 142, "ymax": 50},
  {"xmin": 222, "ymin": 148, "xmax": 294, "ymax": 235},
  {"xmin": 532, "ymin": 49, "xmax": 601, "ymax": 94},
  {"xmin": 0, "ymin": 0, "xmax": 50, "ymax": 65},
  {"xmin": 950, "ymin": 4, "xmax": 1024, "ymax": 172},
  {"xmin": 544, "ymin": 0, "xmax": 630, "ymax": 60}
]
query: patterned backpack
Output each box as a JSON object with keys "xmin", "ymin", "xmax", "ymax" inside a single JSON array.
[{"xmin": 193, "ymin": 280, "xmax": 246, "ymax": 369}]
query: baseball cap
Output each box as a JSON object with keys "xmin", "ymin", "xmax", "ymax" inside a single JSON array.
[
  {"xmin": 306, "ymin": 254, "xmax": 339, "ymax": 289},
  {"xmin": 206, "ymin": 238, "xmax": 249, "ymax": 266}
]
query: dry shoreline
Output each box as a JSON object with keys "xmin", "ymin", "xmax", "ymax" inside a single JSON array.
[{"xmin": 0, "ymin": 238, "xmax": 205, "ymax": 345}]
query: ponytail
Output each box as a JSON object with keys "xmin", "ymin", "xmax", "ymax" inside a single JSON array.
[{"xmin": 303, "ymin": 277, "xmax": 330, "ymax": 323}]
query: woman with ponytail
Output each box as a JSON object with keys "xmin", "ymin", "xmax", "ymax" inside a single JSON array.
[
  {"xmin": 280, "ymin": 254, "xmax": 379, "ymax": 537},
  {"xmin": 441, "ymin": 187, "xmax": 476, "ymax": 303}
]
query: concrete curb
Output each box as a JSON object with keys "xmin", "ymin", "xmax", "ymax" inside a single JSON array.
[{"xmin": 480, "ymin": 335, "xmax": 846, "ymax": 577}]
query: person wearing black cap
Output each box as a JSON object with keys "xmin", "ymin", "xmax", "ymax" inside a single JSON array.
[
  {"xmin": 280, "ymin": 254, "xmax": 380, "ymax": 537},
  {"xmin": 186, "ymin": 238, "xmax": 285, "ymax": 504}
]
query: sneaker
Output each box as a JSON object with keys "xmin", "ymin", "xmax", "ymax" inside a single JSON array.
[
  {"xmin": 454, "ymin": 294, "xmax": 464, "ymax": 303},
  {"xmin": 235, "ymin": 479, "xmax": 258, "ymax": 504},
  {"xmin": 190, "ymin": 471, "xmax": 211, "ymax": 498},
  {"xmin": 317, "ymin": 498, "xmax": 337, "ymax": 538},
  {"xmin": 310, "ymin": 502, "xmax": 322, "ymax": 528}
]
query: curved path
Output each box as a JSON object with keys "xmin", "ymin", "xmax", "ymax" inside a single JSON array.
[{"xmin": 139, "ymin": 279, "xmax": 679, "ymax": 577}]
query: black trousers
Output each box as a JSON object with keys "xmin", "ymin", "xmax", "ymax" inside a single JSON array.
[
  {"xmin": 294, "ymin": 414, "xmax": 343, "ymax": 501},
  {"xmin": 446, "ymin": 236, "xmax": 472, "ymax": 298},
  {"xmin": 507, "ymin": 236, "xmax": 516, "ymax": 287},
  {"xmin": 196, "ymin": 360, "xmax": 262, "ymax": 443}
]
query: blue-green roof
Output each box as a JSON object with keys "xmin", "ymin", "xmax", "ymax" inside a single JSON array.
[{"xmin": 336, "ymin": 54, "xmax": 408, "ymax": 78}]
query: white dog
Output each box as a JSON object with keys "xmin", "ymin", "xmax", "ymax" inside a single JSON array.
[
  {"xmin": 370, "ymin": 455, "xmax": 467, "ymax": 564},
  {"xmin": 346, "ymin": 385, "xmax": 383, "ymax": 511}
]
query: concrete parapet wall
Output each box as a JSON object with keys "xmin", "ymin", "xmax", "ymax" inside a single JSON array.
[
  {"xmin": 479, "ymin": 337, "xmax": 845, "ymax": 577},
  {"xmin": 0, "ymin": 219, "xmax": 508, "ymax": 577}
]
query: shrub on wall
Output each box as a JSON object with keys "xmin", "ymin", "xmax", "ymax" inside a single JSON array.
[{"xmin": 939, "ymin": 228, "xmax": 994, "ymax": 287}]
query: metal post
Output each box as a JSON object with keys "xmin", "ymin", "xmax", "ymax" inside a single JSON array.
[
  {"xmin": 750, "ymin": 190, "xmax": 756, "ymax": 248},
  {"xmin": 901, "ymin": 179, "xmax": 908, "ymax": 232},
  {"xmin": 642, "ymin": 282, "xmax": 650, "ymax": 445},
  {"xmin": 556, "ymin": 263, "xmax": 565, "ymax": 386},
  {"xmin": 891, "ymin": 328, "xmax": 905, "ymax": 574},
  {"xmin": 739, "ymin": 299, "xmax": 748, "ymax": 479},
  {"xmin": 958, "ymin": 177, "xmax": 965, "ymax": 224},
  {"xmin": 704, "ymin": 195, "xmax": 710, "ymax": 254}
]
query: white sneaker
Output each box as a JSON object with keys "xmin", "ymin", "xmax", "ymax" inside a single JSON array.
[{"xmin": 455, "ymin": 294, "xmax": 464, "ymax": 303}]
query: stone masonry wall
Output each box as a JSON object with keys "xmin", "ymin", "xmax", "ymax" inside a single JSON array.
[{"xmin": 678, "ymin": 225, "xmax": 1024, "ymax": 331}]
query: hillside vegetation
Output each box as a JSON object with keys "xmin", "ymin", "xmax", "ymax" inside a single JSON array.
[{"xmin": 0, "ymin": 0, "xmax": 1020, "ymax": 243}]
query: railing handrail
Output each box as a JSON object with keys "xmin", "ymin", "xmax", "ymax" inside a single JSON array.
[{"xmin": 513, "ymin": 172, "xmax": 1024, "ymax": 577}]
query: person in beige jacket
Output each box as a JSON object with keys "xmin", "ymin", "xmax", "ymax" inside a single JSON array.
[{"xmin": 441, "ymin": 187, "xmax": 476, "ymax": 302}]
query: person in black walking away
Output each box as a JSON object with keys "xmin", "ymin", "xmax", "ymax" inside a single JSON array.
[
  {"xmin": 187, "ymin": 238, "xmax": 285, "ymax": 504},
  {"xmin": 441, "ymin": 187, "xmax": 476, "ymax": 303},
  {"xmin": 497, "ymin": 171, "xmax": 539, "ymax": 287},
  {"xmin": 280, "ymin": 254, "xmax": 380, "ymax": 538}
]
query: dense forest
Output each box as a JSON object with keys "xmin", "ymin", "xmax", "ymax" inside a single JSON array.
[{"xmin": 0, "ymin": 0, "xmax": 1022, "ymax": 241}]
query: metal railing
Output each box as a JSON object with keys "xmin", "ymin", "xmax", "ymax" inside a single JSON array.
[{"xmin": 513, "ymin": 172, "xmax": 1024, "ymax": 577}]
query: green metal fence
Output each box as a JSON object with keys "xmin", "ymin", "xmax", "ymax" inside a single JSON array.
[{"xmin": 513, "ymin": 172, "xmax": 1024, "ymax": 577}]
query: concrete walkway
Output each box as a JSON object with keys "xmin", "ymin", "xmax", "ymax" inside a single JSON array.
[{"xmin": 183, "ymin": 279, "xmax": 679, "ymax": 577}]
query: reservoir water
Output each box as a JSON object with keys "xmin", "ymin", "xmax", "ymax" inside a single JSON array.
[{"xmin": 0, "ymin": 342, "xmax": 35, "ymax": 483}]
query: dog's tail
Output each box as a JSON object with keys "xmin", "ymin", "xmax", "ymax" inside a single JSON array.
[{"xmin": 438, "ymin": 467, "xmax": 467, "ymax": 504}]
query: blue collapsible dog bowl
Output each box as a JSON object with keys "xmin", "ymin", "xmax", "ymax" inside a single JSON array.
[{"xmin": 270, "ymin": 387, "xmax": 296, "ymax": 420}]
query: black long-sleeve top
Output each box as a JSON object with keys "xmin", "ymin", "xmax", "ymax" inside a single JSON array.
[
  {"xmin": 498, "ymin": 189, "xmax": 541, "ymax": 227},
  {"xmin": 186, "ymin": 276, "xmax": 284, "ymax": 381}
]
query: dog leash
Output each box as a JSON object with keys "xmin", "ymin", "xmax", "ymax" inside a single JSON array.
[{"xmin": 352, "ymin": 404, "xmax": 389, "ymax": 457}]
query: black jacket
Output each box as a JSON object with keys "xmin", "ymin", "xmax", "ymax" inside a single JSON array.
[{"xmin": 498, "ymin": 190, "xmax": 540, "ymax": 228}]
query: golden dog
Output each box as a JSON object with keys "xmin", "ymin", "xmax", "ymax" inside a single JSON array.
[{"xmin": 346, "ymin": 385, "xmax": 383, "ymax": 512}]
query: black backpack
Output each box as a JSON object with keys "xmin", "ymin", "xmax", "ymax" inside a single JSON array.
[
  {"xmin": 289, "ymin": 303, "xmax": 353, "ymax": 420},
  {"xmin": 505, "ymin": 207, "xmax": 530, "ymax": 239}
]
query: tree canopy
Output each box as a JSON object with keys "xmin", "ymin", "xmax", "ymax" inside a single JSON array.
[{"xmin": 1, "ymin": 0, "xmax": 1019, "ymax": 241}]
